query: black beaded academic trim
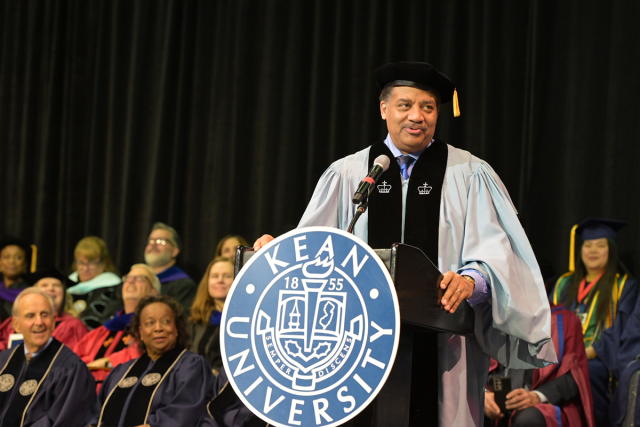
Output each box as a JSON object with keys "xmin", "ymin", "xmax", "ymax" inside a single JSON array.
[
  {"xmin": 99, "ymin": 346, "xmax": 186, "ymax": 427},
  {"xmin": 367, "ymin": 139, "xmax": 448, "ymax": 424},
  {"xmin": 367, "ymin": 139, "xmax": 448, "ymax": 262},
  {"xmin": 0, "ymin": 339, "xmax": 64, "ymax": 427}
]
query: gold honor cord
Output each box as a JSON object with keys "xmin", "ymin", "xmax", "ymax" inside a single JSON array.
[
  {"xmin": 21, "ymin": 344, "xmax": 65, "ymax": 427},
  {"xmin": 582, "ymin": 291, "xmax": 599, "ymax": 342},
  {"xmin": 553, "ymin": 272, "xmax": 573, "ymax": 305}
]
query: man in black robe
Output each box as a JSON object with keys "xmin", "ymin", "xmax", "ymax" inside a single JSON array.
[{"xmin": 0, "ymin": 288, "xmax": 95, "ymax": 426}]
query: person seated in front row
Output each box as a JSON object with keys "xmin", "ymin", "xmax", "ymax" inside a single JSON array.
[
  {"xmin": 0, "ymin": 235, "xmax": 33, "ymax": 320},
  {"xmin": 551, "ymin": 218, "xmax": 638, "ymax": 426},
  {"xmin": 90, "ymin": 294, "xmax": 214, "ymax": 427},
  {"xmin": 215, "ymin": 235, "xmax": 249, "ymax": 259},
  {"xmin": 201, "ymin": 365, "xmax": 267, "ymax": 427},
  {"xmin": 67, "ymin": 236, "xmax": 122, "ymax": 329},
  {"xmin": 74, "ymin": 263, "xmax": 160, "ymax": 392},
  {"xmin": 485, "ymin": 303, "xmax": 594, "ymax": 427},
  {"xmin": 189, "ymin": 256, "xmax": 234, "ymax": 375},
  {"xmin": 0, "ymin": 266, "xmax": 88, "ymax": 351},
  {"xmin": 145, "ymin": 222, "xmax": 197, "ymax": 315},
  {"xmin": 0, "ymin": 288, "xmax": 95, "ymax": 426}
]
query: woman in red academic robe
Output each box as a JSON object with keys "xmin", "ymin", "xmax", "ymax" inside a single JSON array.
[{"xmin": 0, "ymin": 266, "xmax": 87, "ymax": 351}]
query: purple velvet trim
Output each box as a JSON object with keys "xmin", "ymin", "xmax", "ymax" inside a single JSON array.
[{"xmin": 0, "ymin": 282, "xmax": 22, "ymax": 302}]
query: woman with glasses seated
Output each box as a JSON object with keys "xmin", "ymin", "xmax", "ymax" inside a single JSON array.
[
  {"xmin": 73, "ymin": 264, "xmax": 160, "ymax": 392},
  {"xmin": 90, "ymin": 294, "xmax": 214, "ymax": 427},
  {"xmin": 67, "ymin": 236, "xmax": 122, "ymax": 329},
  {"xmin": 188, "ymin": 256, "xmax": 234, "ymax": 375}
]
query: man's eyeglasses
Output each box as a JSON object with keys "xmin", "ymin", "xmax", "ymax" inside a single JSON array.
[
  {"xmin": 122, "ymin": 275, "xmax": 152, "ymax": 286},
  {"xmin": 76, "ymin": 259, "xmax": 102, "ymax": 269},
  {"xmin": 148, "ymin": 239, "xmax": 174, "ymax": 247}
]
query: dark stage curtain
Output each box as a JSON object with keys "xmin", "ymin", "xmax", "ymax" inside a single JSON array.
[{"xmin": 1, "ymin": 0, "xmax": 638, "ymax": 281}]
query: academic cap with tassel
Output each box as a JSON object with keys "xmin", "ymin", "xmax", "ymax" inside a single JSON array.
[
  {"xmin": 568, "ymin": 218, "xmax": 629, "ymax": 272},
  {"xmin": 374, "ymin": 61, "xmax": 461, "ymax": 117}
]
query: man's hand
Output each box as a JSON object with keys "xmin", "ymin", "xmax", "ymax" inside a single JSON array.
[
  {"xmin": 484, "ymin": 390, "xmax": 504, "ymax": 420},
  {"xmin": 440, "ymin": 272, "xmax": 475, "ymax": 313},
  {"xmin": 253, "ymin": 234, "xmax": 275, "ymax": 251},
  {"xmin": 505, "ymin": 388, "xmax": 540, "ymax": 411}
]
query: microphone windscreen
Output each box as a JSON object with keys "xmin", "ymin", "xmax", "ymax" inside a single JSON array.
[{"xmin": 373, "ymin": 155, "xmax": 391, "ymax": 172}]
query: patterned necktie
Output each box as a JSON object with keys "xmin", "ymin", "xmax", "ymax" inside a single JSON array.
[
  {"xmin": 398, "ymin": 155, "xmax": 416, "ymax": 180},
  {"xmin": 26, "ymin": 353, "xmax": 33, "ymax": 363}
]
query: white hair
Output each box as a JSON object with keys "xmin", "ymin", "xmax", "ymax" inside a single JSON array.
[
  {"xmin": 12, "ymin": 288, "xmax": 55, "ymax": 317},
  {"xmin": 129, "ymin": 263, "xmax": 162, "ymax": 293}
]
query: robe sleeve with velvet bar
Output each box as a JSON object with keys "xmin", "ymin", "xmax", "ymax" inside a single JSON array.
[
  {"xmin": 91, "ymin": 350, "xmax": 214, "ymax": 427},
  {"xmin": 298, "ymin": 143, "xmax": 556, "ymax": 427},
  {"xmin": 0, "ymin": 343, "xmax": 96, "ymax": 427}
]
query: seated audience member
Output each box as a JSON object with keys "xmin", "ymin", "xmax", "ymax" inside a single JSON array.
[
  {"xmin": 90, "ymin": 294, "xmax": 214, "ymax": 427},
  {"xmin": 215, "ymin": 235, "xmax": 249, "ymax": 260},
  {"xmin": 551, "ymin": 218, "xmax": 638, "ymax": 426},
  {"xmin": 74, "ymin": 263, "xmax": 159, "ymax": 391},
  {"xmin": 0, "ymin": 266, "xmax": 88, "ymax": 351},
  {"xmin": 145, "ymin": 222, "xmax": 197, "ymax": 314},
  {"xmin": 0, "ymin": 288, "xmax": 95, "ymax": 426},
  {"xmin": 189, "ymin": 256, "xmax": 234, "ymax": 374},
  {"xmin": 485, "ymin": 303, "xmax": 594, "ymax": 427},
  {"xmin": 0, "ymin": 235, "xmax": 33, "ymax": 320},
  {"xmin": 67, "ymin": 236, "xmax": 122, "ymax": 329},
  {"xmin": 610, "ymin": 355, "xmax": 640, "ymax": 426},
  {"xmin": 202, "ymin": 366, "xmax": 267, "ymax": 427}
]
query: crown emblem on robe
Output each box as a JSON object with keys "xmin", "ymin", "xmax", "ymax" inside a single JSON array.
[
  {"xmin": 418, "ymin": 182, "xmax": 432, "ymax": 195},
  {"xmin": 377, "ymin": 181, "xmax": 391, "ymax": 193}
]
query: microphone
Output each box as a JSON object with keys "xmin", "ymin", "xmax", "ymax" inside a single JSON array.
[{"xmin": 352, "ymin": 155, "xmax": 390, "ymax": 204}]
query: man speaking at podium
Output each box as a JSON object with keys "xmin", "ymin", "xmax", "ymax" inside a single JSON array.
[{"xmin": 254, "ymin": 62, "xmax": 556, "ymax": 427}]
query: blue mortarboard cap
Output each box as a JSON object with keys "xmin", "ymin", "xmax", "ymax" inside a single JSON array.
[{"xmin": 576, "ymin": 218, "xmax": 628, "ymax": 241}]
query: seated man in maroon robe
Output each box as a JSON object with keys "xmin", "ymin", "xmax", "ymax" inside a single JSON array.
[
  {"xmin": 73, "ymin": 263, "xmax": 160, "ymax": 392},
  {"xmin": 0, "ymin": 288, "xmax": 95, "ymax": 426},
  {"xmin": 0, "ymin": 266, "xmax": 87, "ymax": 351},
  {"xmin": 485, "ymin": 304, "xmax": 595, "ymax": 427}
]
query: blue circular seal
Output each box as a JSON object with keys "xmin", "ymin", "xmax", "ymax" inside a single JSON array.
[{"xmin": 221, "ymin": 227, "xmax": 400, "ymax": 427}]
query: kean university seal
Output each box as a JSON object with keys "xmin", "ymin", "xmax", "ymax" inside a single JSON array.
[{"xmin": 221, "ymin": 227, "xmax": 400, "ymax": 427}]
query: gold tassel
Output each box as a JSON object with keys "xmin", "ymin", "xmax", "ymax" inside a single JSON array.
[
  {"xmin": 453, "ymin": 89, "xmax": 461, "ymax": 117},
  {"xmin": 30, "ymin": 244, "xmax": 37, "ymax": 273},
  {"xmin": 569, "ymin": 224, "xmax": 578, "ymax": 272}
]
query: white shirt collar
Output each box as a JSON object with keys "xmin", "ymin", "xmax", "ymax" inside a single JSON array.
[{"xmin": 24, "ymin": 337, "xmax": 53, "ymax": 357}]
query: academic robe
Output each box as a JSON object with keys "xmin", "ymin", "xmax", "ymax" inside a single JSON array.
[
  {"xmin": 91, "ymin": 349, "xmax": 214, "ymax": 427},
  {"xmin": 553, "ymin": 274, "xmax": 638, "ymax": 426},
  {"xmin": 610, "ymin": 357, "xmax": 640, "ymax": 427},
  {"xmin": 488, "ymin": 305, "xmax": 594, "ymax": 427},
  {"xmin": 189, "ymin": 321, "xmax": 222, "ymax": 373},
  {"xmin": 0, "ymin": 339, "xmax": 96, "ymax": 427},
  {"xmin": 73, "ymin": 324, "xmax": 142, "ymax": 392},
  {"xmin": 0, "ymin": 312, "xmax": 88, "ymax": 352},
  {"xmin": 298, "ymin": 142, "xmax": 556, "ymax": 426},
  {"xmin": 157, "ymin": 266, "xmax": 197, "ymax": 316},
  {"xmin": 200, "ymin": 366, "xmax": 266, "ymax": 427}
]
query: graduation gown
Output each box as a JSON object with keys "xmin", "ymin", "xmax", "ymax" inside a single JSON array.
[
  {"xmin": 201, "ymin": 366, "xmax": 266, "ymax": 427},
  {"xmin": 188, "ymin": 321, "xmax": 222, "ymax": 373},
  {"xmin": 298, "ymin": 141, "xmax": 556, "ymax": 426},
  {"xmin": 0, "ymin": 312, "xmax": 88, "ymax": 352},
  {"xmin": 0, "ymin": 339, "xmax": 96, "ymax": 427},
  {"xmin": 91, "ymin": 349, "xmax": 214, "ymax": 427},
  {"xmin": 157, "ymin": 266, "xmax": 197, "ymax": 316}
]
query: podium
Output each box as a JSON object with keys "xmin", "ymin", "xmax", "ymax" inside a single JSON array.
[{"xmin": 235, "ymin": 242, "xmax": 474, "ymax": 426}]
